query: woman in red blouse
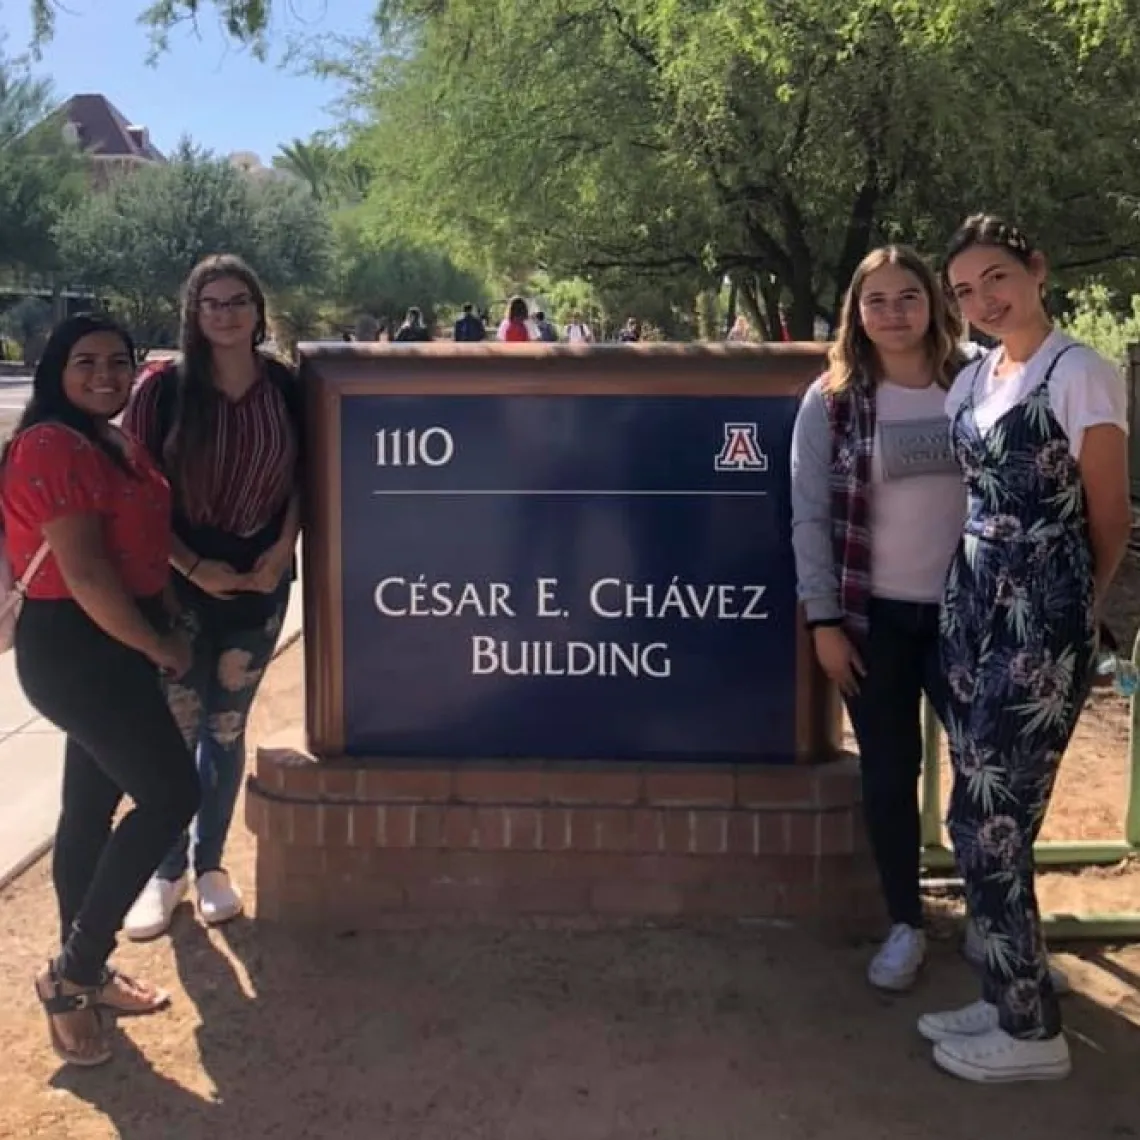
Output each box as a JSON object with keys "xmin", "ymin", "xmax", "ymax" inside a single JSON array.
[
  {"xmin": 122, "ymin": 254, "xmax": 302, "ymax": 939},
  {"xmin": 1, "ymin": 315, "xmax": 199, "ymax": 1066}
]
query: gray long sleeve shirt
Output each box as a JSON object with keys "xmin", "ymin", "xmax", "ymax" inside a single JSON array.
[{"xmin": 789, "ymin": 378, "xmax": 842, "ymax": 624}]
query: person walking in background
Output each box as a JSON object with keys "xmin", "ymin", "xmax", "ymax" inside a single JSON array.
[
  {"xmin": 726, "ymin": 315, "xmax": 752, "ymax": 342},
  {"xmin": 791, "ymin": 245, "xmax": 968, "ymax": 994},
  {"xmin": 453, "ymin": 303, "xmax": 486, "ymax": 342},
  {"xmin": 617, "ymin": 317, "xmax": 642, "ymax": 342},
  {"xmin": 565, "ymin": 312, "xmax": 594, "ymax": 344},
  {"xmin": 498, "ymin": 296, "xmax": 533, "ymax": 342},
  {"xmin": 2, "ymin": 316, "xmax": 199, "ymax": 1066},
  {"xmin": 533, "ymin": 310, "xmax": 558, "ymax": 342},
  {"xmin": 121, "ymin": 254, "xmax": 303, "ymax": 941},
  {"xmin": 395, "ymin": 307, "xmax": 432, "ymax": 342},
  {"xmin": 921, "ymin": 215, "xmax": 1130, "ymax": 1082}
]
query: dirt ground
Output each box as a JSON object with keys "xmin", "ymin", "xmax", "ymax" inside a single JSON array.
[{"xmin": 3, "ymin": 562, "xmax": 1140, "ymax": 1138}]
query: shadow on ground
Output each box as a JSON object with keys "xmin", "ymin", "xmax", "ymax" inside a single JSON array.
[{"xmin": 42, "ymin": 915, "xmax": 1140, "ymax": 1140}]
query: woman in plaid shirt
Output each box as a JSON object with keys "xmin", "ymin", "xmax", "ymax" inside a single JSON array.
[{"xmin": 791, "ymin": 245, "xmax": 968, "ymax": 992}]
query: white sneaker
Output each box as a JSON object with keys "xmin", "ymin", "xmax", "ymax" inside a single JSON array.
[
  {"xmin": 963, "ymin": 919, "xmax": 1071, "ymax": 995},
  {"xmin": 123, "ymin": 875, "xmax": 189, "ymax": 941},
  {"xmin": 867, "ymin": 924, "xmax": 926, "ymax": 991},
  {"xmin": 917, "ymin": 999, "xmax": 999, "ymax": 1043},
  {"xmin": 933, "ymin": 1028, "xmax": 1071, "ymax": 1083},
  {"xmin": 196, "ymin": 870, "xmax": 243, "ymax": 926}
]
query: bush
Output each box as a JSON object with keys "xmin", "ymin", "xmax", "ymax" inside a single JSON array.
[{"xmin": 1059, "ymin": 285, "xmax": 1140, "ymax": 367}]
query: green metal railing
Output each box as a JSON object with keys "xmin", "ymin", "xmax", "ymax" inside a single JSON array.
[{"xmin": 920, "ymin": 628, "xmax": 1140, "ymax": 940}]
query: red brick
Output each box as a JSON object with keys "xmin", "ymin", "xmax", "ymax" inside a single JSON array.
[
  {"xmin": 499, "ymin": 877, "xmax": 593, "ymax": 914},
  {"xmin": 662, "ymin": 810, "xmax": 692, "ymax": 854},
  {"xmin": 265, "ymin": 801, "xmax": 294, "ymax": 844},
  {"xmin": 279, "ymin": 764, "xmax": 322, "ymax": 798},
  {"xmin": 321, "ymin": 847, "xmax": 371, "ymax": 877},
  {"xmin": 380, "ymin": 805, "xmax": 418, "ymax": 848},
  {"xmin": 473, "ymin": 807, "xmax": 508, "ymax": 850},
  {"xmin": 454, "ymin": 767, "xmax": 545, "ymax": 803},
  {"xmin": 591, "ymin": 879, "xmax": 685, "ymax": 917},
  {"xmin": 503, "ymin": 807, "xmax": 542, "ymax": 851},
  {"xmin": 688, "ymin": 879, "xmax": 782, "ymax": 917},
  {"xmin": 815, "ymin": 759, "xmax": 861, "ymax": 808},
  {"xmin": 320, "ymin": 768, "xmax": 362, "ymax": 800},
  {"xmin": 413, "ymin": 804, "xmax": 444, "ymax": 848},
  {"xmin": 255, "ymin": 747, "xmax": 299, "ymax": 790},
  {"xmin": 539, "ymin": 808, "xmax": 572, "ymax": 851},
  {"xmin": 349, "ymin": 804, "xmax": 378, "ymax": 848},
  {"xmin": 291, "ymin": 804, "xmax": 318, "ymax": 846},
  {"xmin": 544, "ymin": 767, "xmax": 642, "ymax": 805},
  {"xmin": 818, "ymin": 810, "xmax": 855, "ymax": 855},
  {"xmin": 692, "ymin": 811, "xmax": 729, "ymax": 855},
  {"xmin": 625, "ymin": 854, "xmax": 717, "ymax": 886},
  {"xmin": 363, "ymin": 768, "xmax": 453, "ymax": 802},
  {"xmin": 569, "ymin": 808, "xmax": 632, "ymax": 852},
  {"xmin": 442, "ymin": 805, "xmax": 477, "ymax": 848},
  {"xmin": 757, "ymin": 812, "xmax": 790, "ymax": 855},
  {"xmin": 644, "ymin": 768, "xmax": 734, "ymax": 807},
  {"xmin": 787, "ymin": 813, "xmax": 819, "ymax": 856},
  {"xmin": 243, "ymin": 790, "xmax": 267, "ymax": 837},
  {"xmin": 630, "ymin": 809, "xmax": 663, "ymax": 853},
  {"xmin": 736, "ymin": 768, "xmax": 818, "ymax": 808},
  {"xmin": 319, "ymin": 804, "xmax": 352, "ymax": 847},
  {"xmin": 726, "ymin": 812, "xmax": 758, "ymax": 856}
]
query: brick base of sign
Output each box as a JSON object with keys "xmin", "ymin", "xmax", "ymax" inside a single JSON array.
[{"xmin": 245, "ymin": 734, "xmax": 883, "ymax": 933}]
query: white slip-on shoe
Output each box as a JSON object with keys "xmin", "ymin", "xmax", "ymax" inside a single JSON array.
[
  {"xmin": 963, "ymin": 918, "xmax": 1072, "ymax": 995},
  {"xmin": 917, "ymin": 999, "xmax": 999, "ymax": 1043},
  {"xmin": 933, "ymin": 1028, "xmax": 1071, "ymax": 1083},
  {"xmin": 867, "ymin": 924, "xmax": 926, "ymax": 992},
  {"xmin": 123, "ymin": 875, "xmax": 189, "ymax": 941},
  {"xmin": 196, "ymin": 870, "xmax": 244, "ymax": 926}
]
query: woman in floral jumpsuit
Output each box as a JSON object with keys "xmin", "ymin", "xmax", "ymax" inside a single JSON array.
[{"xmin": 920, "ymin": 215, "xmax": 1131, "ymax": 1083}]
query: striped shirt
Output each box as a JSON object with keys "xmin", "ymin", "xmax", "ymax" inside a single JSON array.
[{"xmin": 124, "ymin": 360, "xmax": 298, "ymax": 536}]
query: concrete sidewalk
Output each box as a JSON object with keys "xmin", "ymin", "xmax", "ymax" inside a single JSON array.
[{"xmin": 0, "ymin": 576, "xmax": 303, "ymax": 889}]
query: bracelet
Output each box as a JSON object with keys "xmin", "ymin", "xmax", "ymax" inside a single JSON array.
[{"xmin": 186, "ymin": 556, "xmax": 202, "ymax": 580}]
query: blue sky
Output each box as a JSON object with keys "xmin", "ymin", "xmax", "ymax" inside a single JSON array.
[{"xmin": 4, "ymin": 0, "xmax": 377, "ymax": 162}]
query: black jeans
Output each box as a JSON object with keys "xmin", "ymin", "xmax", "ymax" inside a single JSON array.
[
  {"xmin": 843, "ymin": 596, "xmax": 945, "ymax": 930},
  {"xmin": 16, "ymin": 597, "xmax": 200, "ymax": 986}
]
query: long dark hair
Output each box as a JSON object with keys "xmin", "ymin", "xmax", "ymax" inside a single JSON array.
[
  {"xmin": 2, "ymin": 314, "xmax": 136, "ymax": 474},
  {"xmin": 165, "ymin": 253, "xmax": 268, "ymax": 520}
]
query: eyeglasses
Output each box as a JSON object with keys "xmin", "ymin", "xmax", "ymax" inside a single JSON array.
[{"xmin": 200, "ymin": 294, "xmax": 254, "ymax": 316}]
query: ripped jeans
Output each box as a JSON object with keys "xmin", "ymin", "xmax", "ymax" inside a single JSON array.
[{"xmin": 156, "ymin": 582, "xmax": 289, "ymax": 881}]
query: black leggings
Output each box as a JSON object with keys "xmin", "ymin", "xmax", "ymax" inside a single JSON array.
[
  {"xmin": 16, "ymin": 596, "xmax": 199, "ymax": 985},
  {"xmin": 843, "ymin": 597, "xmax": 944, "ymax": 930}
]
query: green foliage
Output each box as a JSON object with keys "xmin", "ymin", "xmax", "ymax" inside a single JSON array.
[
  {"xmin": 0, "ymin": 52, "xmax": 83, "ymax": 273},
  {"xmin": 0, "ymin": 294, "xmax": 51, "ymax": 360},
  {"xmin": 331, "ymin": 0, "xmax": 1140, "ymax": 336},
  {"xmin": 329, "ymin": 210, "xmax": 487, "ymax": 328},
  {"xmin": 1059, "ymin": 284, "xmax": 1140, "ymax": 368},
  {"xmin": 53, "ymin": 141, "xmax": 331, "ymax": 345}
]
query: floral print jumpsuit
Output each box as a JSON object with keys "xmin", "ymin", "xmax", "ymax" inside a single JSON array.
[{"xmin": 940, "ymin": 346, "xmax": 1095, "ymax": 1040}]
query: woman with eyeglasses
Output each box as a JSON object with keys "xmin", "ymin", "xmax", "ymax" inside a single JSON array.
[{"xmin": 121, "ymin": 254, "xmax": 304, "ymax": 940}]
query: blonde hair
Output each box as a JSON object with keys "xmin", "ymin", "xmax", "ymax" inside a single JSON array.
[{"xmin": 825, "ymin": 245, "xmax": 964, "ymax": 393}]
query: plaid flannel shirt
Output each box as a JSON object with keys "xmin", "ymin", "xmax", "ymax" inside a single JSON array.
[{"xmin": 822, "ymin": 377, "xmax": 876, "ymax": 640}]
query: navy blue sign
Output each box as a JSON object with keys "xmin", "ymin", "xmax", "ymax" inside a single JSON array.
[{"xmin": 339, "ymin": 394, "xmax": 800, "ymax": 762}]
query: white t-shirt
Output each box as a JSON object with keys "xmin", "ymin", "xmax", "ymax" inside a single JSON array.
[
  {"xmin": 566, "ymin": 322, "xmax": 593, "ymax": 344},
  {"xmin": 871, "ymin": 382, "xmax": 965, "ymax": 603},
  {"xmin": 944, "ymin": 330, "xmax": 1127, "ymax": 458}
]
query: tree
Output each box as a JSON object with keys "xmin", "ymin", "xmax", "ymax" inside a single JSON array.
[
  {"xmin": 328, "ymin": 209, "xmax": 487, "ymax": 329},
  {"xmin": 53, "ymin": 140, "xmax": 331, "ymax": 346},
  {"xmin": 334, "ymin": 0, "xmax": 1140, "ymax": 337},
  {"xmin": 0, "ymin": 50, "xmax": 83, "ymax": 274},
  {"xmin": 273, "ymin": 135, "xmax": 373, "ymax": 206}
]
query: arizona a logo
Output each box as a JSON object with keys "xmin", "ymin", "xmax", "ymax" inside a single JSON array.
[{"xmin": 714, "ymin": 422, "xmax": 768, "ymax": 472}]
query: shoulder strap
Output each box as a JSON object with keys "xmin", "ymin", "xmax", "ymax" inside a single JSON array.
[
  {"xmin": 14, "ymin": 540, "xmax": 50, "ymax": 595},
  {"xmin": 153, "ymin": 364, "xmax": 180, "ymax": 450},
  {"xmin": 1039, "ymin": 343, "xmax": 1078, "ymax": 389}
]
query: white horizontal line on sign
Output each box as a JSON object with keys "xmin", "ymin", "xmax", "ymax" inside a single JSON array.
[{"xmin": 370, "ymin": 489, "xmax": 769, "ymax": 497}]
